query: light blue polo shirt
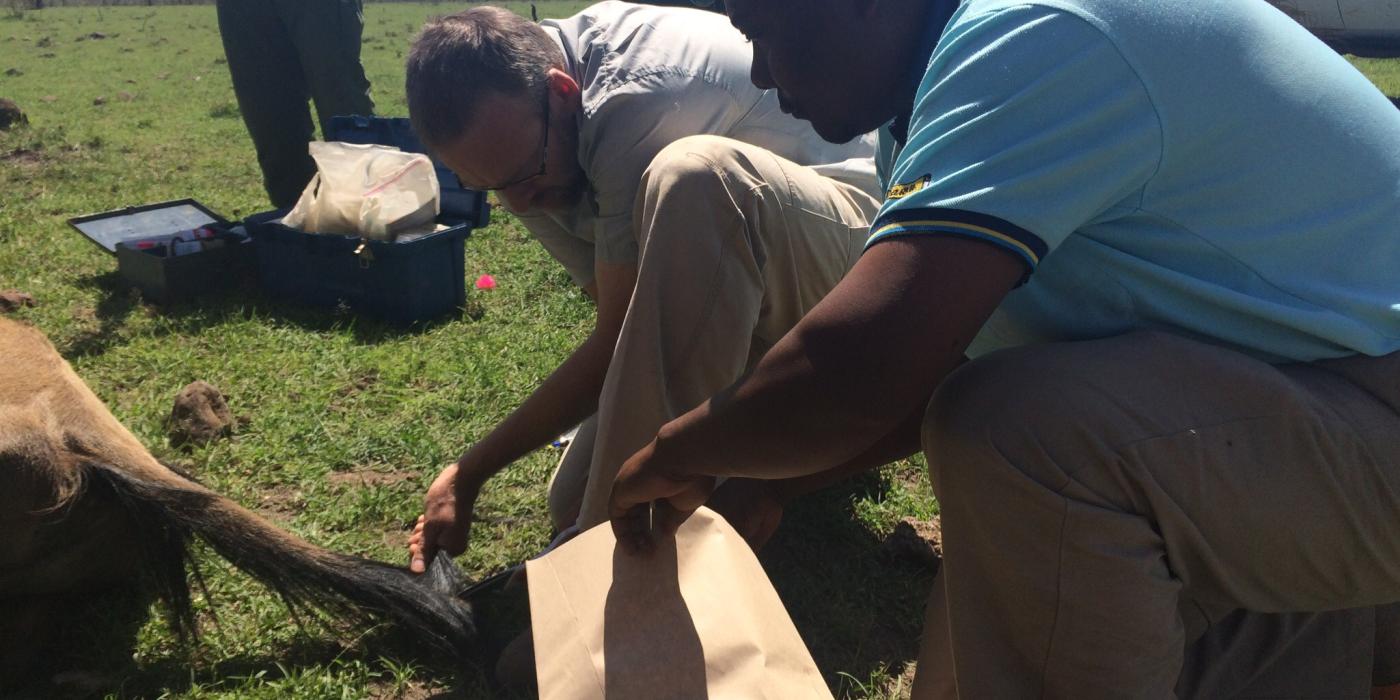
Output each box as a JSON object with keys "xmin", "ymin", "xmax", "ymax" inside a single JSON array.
[{"xmin": 871, "ymin": 0, "xmax": 1400, "ymax": 362}]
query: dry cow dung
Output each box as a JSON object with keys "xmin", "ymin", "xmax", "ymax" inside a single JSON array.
[
  {"xmin": 0, "ymin": 99, "xmax": 26, "ymax": 131},
  {"xmin": 0, "ymin": 290, "xmax": 35, "ymax": 312},
  {"xmin": 167, "ymin": 380, "xmax": 233, "ymax": 447}
]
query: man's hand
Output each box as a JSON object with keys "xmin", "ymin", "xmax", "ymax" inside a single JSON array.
[
  {"xmin": 408, "ymin": 463, "xmax": 478, "ymax": 573},
  {"xmin": 609, "ymin": 438, "xmax": 716, "ymax": 554},
  {"xmin": 707, "ymin": 478, "xmax": 784, "ymax": 551}
]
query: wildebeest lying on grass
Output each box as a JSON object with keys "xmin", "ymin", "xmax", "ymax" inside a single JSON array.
[{"xmin": 0, "ymin": 318, "xmax": 475, "ymax": 688}]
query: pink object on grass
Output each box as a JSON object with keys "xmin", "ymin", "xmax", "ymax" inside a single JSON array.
[{"xmin": 475, "ymin": 274, "xmax": 497, "ymax": 290}]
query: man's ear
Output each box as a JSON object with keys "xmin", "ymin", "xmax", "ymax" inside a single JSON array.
[{"xmin": 546, "ymin": 68, "xmax": 582, "ymax": 113}]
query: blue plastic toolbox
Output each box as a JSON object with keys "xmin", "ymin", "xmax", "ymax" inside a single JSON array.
[
  {"xmin": 247, "ymin": 116, "xmax": 490, "ymax": 325},
  {"xmin": 245, "ymin": 209, "xmax": 471, "ymax": 324},
  {"xmin": 68, "ymin": 199, "xmax": 255, "ymax": 304}
]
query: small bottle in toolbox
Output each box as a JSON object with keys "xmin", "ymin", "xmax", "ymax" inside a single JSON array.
[{"xmin": 131, "ymin": 226, "xmax": 227, "ymax": 257}]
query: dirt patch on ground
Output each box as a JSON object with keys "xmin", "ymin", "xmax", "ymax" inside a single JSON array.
[
  {"xmin": 2, "ymin": 149, "xmax": 43, "ymax": 169},
  {"xmin": 880, "ymin": 660, "xmax": 919, "ymax": 699},
  {"xmin": 255, "ymin": 484, "xmax": 305, "ymax": 522},
  {"xmin": 327, "ymin": 466, "xmax": 416, "ymax": 489},
  {"xmin": 334, "ymin": 369, "xmax": 380, "ymax": 397},
  {"xmin": 381, "ymin": 528, "xmax": 411, "ymax": 552},
  {"xmin": 368, "ymin": 679, "xmax": 444, "ymax": 700},
  {"xmin": 881, "ymin": 515, "xmax": 942, "ymax": 569},
  {"xmin": 69, "ymin": 304, "xmax": 97, "ymax": 325},
  {"xmin": 889, "ymin": 461, "xmax": 929, "ymax": 494}
]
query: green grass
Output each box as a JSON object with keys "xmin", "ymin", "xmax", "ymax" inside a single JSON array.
[
  {"xmin": 0, "ymin": 3, "xmax": 936, "ymax": 698},
  {"xmin": 3, "ymin": 4, "xmax": 1396, "ymax": 698},
  {"xmin": 1350, "ymin": 56, "xmax": 1400, "ymax": 96}
]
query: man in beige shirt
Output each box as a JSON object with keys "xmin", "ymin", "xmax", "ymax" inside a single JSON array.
[{"xmin": 404, "ymin": 2, "xmax": 880, "ymax": 571}]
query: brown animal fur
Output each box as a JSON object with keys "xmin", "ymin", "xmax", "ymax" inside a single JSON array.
[{"xmin": 0, "ymin": 318, "xmax": 474, "ymax": 686}]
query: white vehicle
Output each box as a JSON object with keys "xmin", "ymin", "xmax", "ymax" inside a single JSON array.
[{"xmin": 1268, "ymin": 0, "xmax": 1400, "ymax": 57}]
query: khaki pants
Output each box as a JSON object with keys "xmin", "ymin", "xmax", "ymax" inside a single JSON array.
[
  {"xmin": 914, "ymin": 330, "xmax": 1400, "ymax": 698},
  {"xmin": 547, "ymin": 135, "xmax": 879, "ymax": 532},
  {"xmin": 918, "ymin": 573, "xmax": 1400, "ymax": 698}
]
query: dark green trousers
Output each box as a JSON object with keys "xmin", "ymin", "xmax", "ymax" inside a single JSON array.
[{"xmin": 216, "ymin": 0, "xmax": 374, "ymax": 209}]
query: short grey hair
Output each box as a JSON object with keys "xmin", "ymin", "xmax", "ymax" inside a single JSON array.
[{"xmin": 406, "ymin": 6, "xmax": 563, "ymax": 153}]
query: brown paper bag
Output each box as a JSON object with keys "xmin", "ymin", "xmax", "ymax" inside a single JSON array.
[{"xmin": 527, "ymin": 506, "xmax": 834, "ymax": 700}]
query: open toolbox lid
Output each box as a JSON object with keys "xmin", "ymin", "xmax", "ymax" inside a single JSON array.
[
  {"xmin": 68, "ymin": 199, "xmax": 233, "ymax": 254},
  {"xmin": 327, "ymin": 115, "xmax": 489, "ymax": 227}
]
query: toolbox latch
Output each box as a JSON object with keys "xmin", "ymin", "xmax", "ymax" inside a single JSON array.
[{"xmin": 353, "ymin": 240, "xmax": 375, "ymax": 268}]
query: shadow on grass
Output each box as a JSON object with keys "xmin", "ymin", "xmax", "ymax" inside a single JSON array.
[
  {"xmin": 64, "ymin": 270, "xmax": 144, "ymax": 358},
  {"xmin": 105, "ymin": 635, "xmax": 494, "ymax": 700},
  {"xmin": 4, "ymin": 583, "xmax": 504, "ymax": 700},
  {"xmin": 763, "ymin": 476, "xmax": 937, "ymax": 698},
  {"xmin": 1, "ymin": 586, "xmax": 152, "ymax": 700},
  {"xmin": 65, "ymin": 271, "xmax": 485, "ymax": 358}
]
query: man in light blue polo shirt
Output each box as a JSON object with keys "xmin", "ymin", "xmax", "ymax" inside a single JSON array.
[
  {"xmin": 870, "ymin": 0, "xmax": 1400, "ymax": 364},
  {"xmin": 607, "ymin": 0, "xmax": 1400, "ymax": 695}
]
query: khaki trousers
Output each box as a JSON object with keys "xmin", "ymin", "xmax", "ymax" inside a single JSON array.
[
  {"xmin": 547, "ymin": 135, "xmax": 879, "ymax": 531},
  {"xmin": 917, "ymin": 573, "xmax": 1400, "ymax": 698},
  {"xmin": 915, "ymin": 330, "xmax": 1400, "ymax": 698}
]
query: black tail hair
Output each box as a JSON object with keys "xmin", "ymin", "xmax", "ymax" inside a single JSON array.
[{"xmin": 84, "ymin": 460, "xmax": 476, "ymax": 660}]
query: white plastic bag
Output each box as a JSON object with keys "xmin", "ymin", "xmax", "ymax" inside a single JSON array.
[{"xmin": 282, "ymin": 141, "xmax": 440, "ymax": 240}]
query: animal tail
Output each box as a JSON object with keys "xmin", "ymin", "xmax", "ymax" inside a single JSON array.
[{"xmin": 80, "ymin": 458, "xmax": 476, "ymax": 660}]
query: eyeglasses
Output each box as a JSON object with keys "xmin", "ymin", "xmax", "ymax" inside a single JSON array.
[{"xmin": 481, "ymin": 90, "xmax": 550, "ymax": 192}]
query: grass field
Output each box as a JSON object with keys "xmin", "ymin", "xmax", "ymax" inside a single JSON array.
[
  {"xmin": 1352, "ymin": 56, "xmax": 1400, "ymax": 95},
  {"xmin": 1, "ymin": 3, "xmax": 1397, "ymax": 699}
]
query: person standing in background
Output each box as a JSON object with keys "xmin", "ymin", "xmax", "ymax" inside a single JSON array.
[{"xmin": 215, "ymin": 0, "xmax": 375, "ymax": 209}]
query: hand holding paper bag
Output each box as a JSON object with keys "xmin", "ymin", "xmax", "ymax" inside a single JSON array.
[
  {"xmin": 527, "ymin": 507, "xmax": 833, "ymax": 700},
  {"xmin": 608, "ymin": 438, "xmax": 717, "ymax": 555}
]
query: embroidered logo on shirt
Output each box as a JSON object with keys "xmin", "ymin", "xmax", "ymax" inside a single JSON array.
[{"xmin": 887, "ymin": 175, "xmax": 930, "ymax": 200}]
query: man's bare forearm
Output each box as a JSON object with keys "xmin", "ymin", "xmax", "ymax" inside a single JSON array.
[
  {"xmin": 765, "ymin": 401, "xmax": 927, "ymax": 502},
  {"xmin": 642, "ymin": 238, "xmax": 1023, "ymax": 484}
]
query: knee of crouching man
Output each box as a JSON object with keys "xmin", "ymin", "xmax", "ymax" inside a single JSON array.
[
  {"xmin": 643, "ymin": 135, "xmax": 747, "ymax": 192},
  {"xmin": 633, "ymin": 136, "xmax": 754, "ymax": 251},
  {"xmin": 922, "ymin": 347, "xmax": 1071, "ymax": 495}
]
